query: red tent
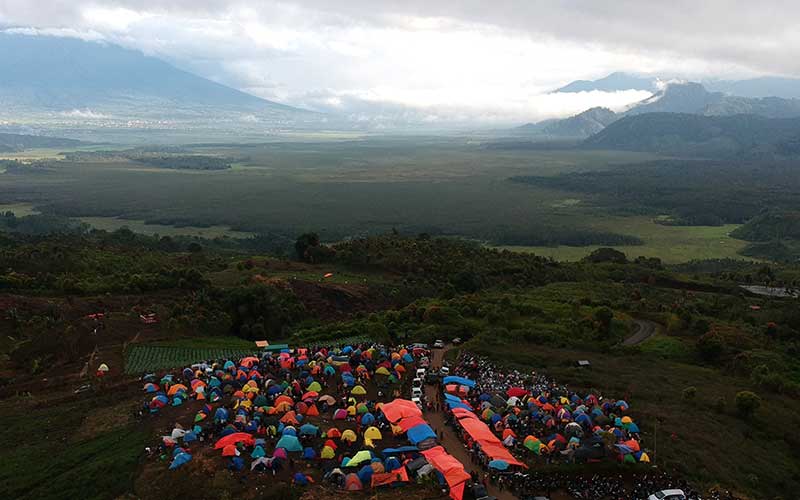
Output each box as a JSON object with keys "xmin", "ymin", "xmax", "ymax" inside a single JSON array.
[
  {"xmin": 214, "ymin": 432, "xmax": 254, "ymax": 449},
  {"xmin": 380, "ymin": 399, "xmax": 422, "ymax": 423},
  {"xmin": 421, "ymin": 446, "xmax": 470, "ymax": 500},
  {"xmin": 506, "ymin": 387, "xmax": 529, "ymax": 398}
]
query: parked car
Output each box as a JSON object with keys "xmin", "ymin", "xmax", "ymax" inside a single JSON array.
[
  {"xmin": 648, "ymin": 490, "xmax": 687, "ymax": 500},
  {"xmin": 452, "ymin": 337, "xmax": 462, "ymax": 344},
  {"xmin": 433, "ymin": 339, "xmax": 445, "ymax": 348},
  {"xmin": 411, "ymin": 396, "xmax": 422, "ymax": 409},
  {"xmin": 439, "ymin": 366, "xmax": 450, "ymax": 377},
  {"xmin": 416, "ymin": 368, "xmax": 426, "ymax": 379},
  {"xmin": 411, "ymin": 387, "xmax": 423, "ymax": 399},
  {"xmin": 471, "ymin": 483, "xmax": 496, "ymax": 500},
  {"xmin": 412, "ymin": 377, "xmax": 423, "ymax": 388}
]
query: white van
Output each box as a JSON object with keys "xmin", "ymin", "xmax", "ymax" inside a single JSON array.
[
  {"xmin": 412, "ymin": 377, "xmax": 423, "ymax": 389},
  {"xmin": 416, "ymin": 368, "xmax": 426, "ymax": 379},
  {"xmin": 648, "ymin": 490, "xmax": 686, "ymax": 500},
  {"xmin": 439, "ymin": 366, "xmax": 450, "ymax": 377},
  {"xmin": 411, "ymin": 387, "xmax": 423, "ymax": 399}
]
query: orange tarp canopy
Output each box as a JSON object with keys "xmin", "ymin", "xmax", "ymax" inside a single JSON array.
[
  {"xmin": 451, "ymin": 408, "xmax": 478, "ymax": 420},
  {"xmin": 478, "ymin": 441, "xmax": 527, "ymax": 468},
  {"xmin": 371, "ymin": 467, "xmax": 410, "ymax": 487},
  {"xmin": 380, "ymin": 399, "xmax": 422, "ymax": 423},
  {"xmin": 420, "ymin": 446, "xmax": 470, "ymax": 500},
  {"xmin": 396, "ymin": 416, "xmax": 427, "ymax": 432},
  {"xmin": 459, "ymin": 417, "xmax": 500, "ymax": 443}
]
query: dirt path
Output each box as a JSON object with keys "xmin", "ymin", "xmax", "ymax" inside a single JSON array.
[
  {"xmin": 424, "ymin": 345, "xmax": 517, "ymax": 500},
  {"xmin": 623, "ymin": 319, "xmax": 660, "ymax": 346}
]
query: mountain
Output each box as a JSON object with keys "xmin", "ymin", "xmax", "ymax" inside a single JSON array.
[
  {"xmin": 627, "ymin": 82, "xmax": 800, "ymax": 118},
  {"xmin": 0, "ymin": 33, "xmax": 307, "ymax": 121},
  {"xmin": 0, "ymin": 132, "xmax": 83, "ymax": 152},
  {"xmin": 583, "ymin": 112, "xmax": 800, "ymax": 157},
  {"xmin": 554, "ymin": 72, "xmax": 658, "ymax": 93},
  {"xmin": 705, "ymin": 77, "xmax": 800, "ymax": 99},
  {"xmin": 538, "ymin": 107, "xmax": 618, "ymax": 137}
]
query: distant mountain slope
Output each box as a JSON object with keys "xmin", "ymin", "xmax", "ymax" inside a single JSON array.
[
  {"xmin": 554, "ymin": 72, "xmax": 658, "ymax": 93},
  {"xmin": 0, "ymin": 33, "xmax": 301, "ymax": 115},
  {"xmin": 706, "ymin": 77, "xmax": 800, "ymax": 99},
  {"xmin": 0, "ymin": 132, "xmax": 83, "ymax": 152},
  {"xmin": 627, "ymin": 82, "xmax": 800, "ymax": 118},
  {"xmin": 583, "ymin": 112, "xmax": 800, "ymax": 157}
]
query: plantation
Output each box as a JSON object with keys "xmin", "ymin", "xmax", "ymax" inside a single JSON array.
[{"xmin": 125, "ymin": 344, "xmax": 254, "ymax": 374}]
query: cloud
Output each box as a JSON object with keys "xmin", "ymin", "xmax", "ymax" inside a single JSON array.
[
  {"xmin": 60, "ymin": 108, "xmax": 112, "ymax": 119},
  {"xmin": 0, "ymin": 1, "xmax": 797, "ymax": 125}
]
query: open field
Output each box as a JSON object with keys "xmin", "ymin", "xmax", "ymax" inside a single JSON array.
[{"xmin": 499, "ymin": 216, "xmax": 749, "ymax": 263}]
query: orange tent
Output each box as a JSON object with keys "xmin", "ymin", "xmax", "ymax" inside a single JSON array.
[
  {"xmin": 305, "ymin": 404, "xmax": 320, "ymax": 417},
  {"xmin": 326, "ymin": 428, "xmax": 342, "ymax": 438},
  {"xmin": 214, "ymin": 432, "xmax": 254, "ymax": 449},
  {"xmin": 281, "ymin": 411, "xmax": 300, "ymax": 425},
  {"xmin": 275, "ymin": 395, "xmax": 294, "ymax": 406},
  {"xmin": 371, "ymin": 467, "xmax": 410, "ymax": 487},
  {"xmin": 167, "ymin": 384, "xmax": 188, "ymax": 396},
  {"xmin": 380, "ymin": 399, "xmax": 422, "ymax": 423}
]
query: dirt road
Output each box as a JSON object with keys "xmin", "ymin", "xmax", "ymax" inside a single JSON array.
[{"xmin": 424, "ymin": 345, "xmax": 517, "ymax": 500}]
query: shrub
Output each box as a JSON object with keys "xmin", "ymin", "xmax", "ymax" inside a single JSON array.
[
  {"xmin": 682, "ymin": 386, "xmax": 697, "ymax": 401},
  {"xmin": 735, "ymin": 391, "xmax": 761, "ymax": 418},
  {"xmin": 697, "ymin": 331, "xmax": 725, "ymax": 362}
]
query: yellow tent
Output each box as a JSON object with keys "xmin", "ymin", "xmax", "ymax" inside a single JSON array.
[
  {"xmin": 321, "ymin": 446, "xmax": 335, "ymax": 459},
  {"xmin": 375, "ymin": 366, "xmax": 391, "ymax": 376},
  {"xmin": 348, "ymin": 450, "xmax": 373, "ymax": 467},
  {"xmin": 347, "ymin": 405, "xmax": 357, "ymax": 416},
  {"xmin": 363, "ymin": 426, "xmax": 382, "ymax": 441},
  {"xmin": 351, "ymin": 385, "xmax": 366, "ymax": 396},
  {"xmin": 341, "ymin": 429, "xmax": 358, "ymax": 442},
  {"xmin": 621, "ymin": 416, "xmax": 633, "ymax": 424},
  {"xmin": 639, "ymin": 452, "xmax": 650, "ymax": 463}
]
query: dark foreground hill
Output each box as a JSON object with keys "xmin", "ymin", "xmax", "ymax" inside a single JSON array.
[{"xmin": 583, "ymin": 112, "xmax": 800, "ymax": 157}]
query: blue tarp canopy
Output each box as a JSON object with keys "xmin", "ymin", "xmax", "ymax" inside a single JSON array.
[
  {"xmin": 382, "ymin": 445, "xmax": 419, "ymax": 455},
  {"xmin": 442, "ymin": 376, "xmax": 476, "ymax": 388},
  {"xmin": 445, "ymin": 400, "xmax": 473, "ymax": 411},
  {"xmin": 406, "ymin": 424, "xmax": 436, "ymax": 444}
]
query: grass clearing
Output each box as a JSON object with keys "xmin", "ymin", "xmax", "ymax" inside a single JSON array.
[
  {"xmin": 499, "ymin": 216, "xmax": 749, "ymax": 263},
  {"xmin": 125, "ymin": 337, "xmax": 256, "ymax": 374}
]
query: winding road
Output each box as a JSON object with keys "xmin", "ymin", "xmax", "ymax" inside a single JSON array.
[{"xmin": 623, "ymin": 319, "xmax": 660, "ymax": 346}]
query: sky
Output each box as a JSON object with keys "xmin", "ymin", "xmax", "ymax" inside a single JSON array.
[{"xmin": 1, "ymin": 0, "xmax": 798, "ymax": 125}]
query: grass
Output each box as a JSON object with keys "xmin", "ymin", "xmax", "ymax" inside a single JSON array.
[
  {"xmin": 466, "ymin": 340, "xmax": 800, "ymax": 499},
  {"xmin": 498, "ymin": 216, "xmax": 749, "ymax": 263},
  {"xmin": 125, "ymin": 337, "xmax": 257, "ymax": 374},
  {"xmin": 0, "ymin": 395, "xmax": 147, "ymax": 500}
]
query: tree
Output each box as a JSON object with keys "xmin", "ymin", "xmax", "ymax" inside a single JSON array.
[
  {"xmin": 583, "ymin": 247, "xmax": 627, "ymax": 264},
  {"xmin": 696, "ymin": 331, "xmax": 725, "ymax": 362},
  {"xmin": 735, "ymin": 391, "xmax": 761, "ymax": 419},
  {"xmin": 594, "ymin": 307, "xmax": 614, "ymax": 336}
]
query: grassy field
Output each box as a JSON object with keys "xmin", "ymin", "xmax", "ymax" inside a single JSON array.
[
  {"xmin": 125, "ymin": 338, "xmax": 256, "ymax": 374},
  {"xmin": 499, "ymin": 216, "xmax": 749, "ymax": 263}
]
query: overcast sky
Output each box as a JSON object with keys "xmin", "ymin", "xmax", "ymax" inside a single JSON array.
[{"xmin": 1, "ymin": 0, "xmax": 798, "ymax": 124}]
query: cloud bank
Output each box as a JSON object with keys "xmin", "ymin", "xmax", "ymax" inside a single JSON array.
[{"xmin": 1, "ymin": 1, "xmax": 797, "ymax": 125}]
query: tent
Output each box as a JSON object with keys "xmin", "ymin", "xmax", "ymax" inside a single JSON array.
[
  {"xmin": 214, "ymin": 432, "xmax": 254, "ymax": 449},
  {"xmin": 344, "ymin": 473, "xmax": 363, "ymax": 491},
  {"xmin": 348, "ymin": 450, "xmax": 374, "ymax": 467},
  {"xmin": 169, "ymin": 452, "xmax": 192, "ymax": 470},
  {"xmin": 364, "ymin": 427, "xmax": 383, "ymax": 441},
  {"xmin": 351, "ymin": 385, "xmax": 367, "ymax": 396},
  {"xmin": 300, "ymin": 423, "xmax": 319, "ymax": 436},
  {"xmin": 341, "ymin": 429, "xmax": 358, "ymax": 443},
  {"xmin": 372, "ymin": 467, "xmax": 410, "ymax": 488},
  {"xmin": 321, "ymin": 446, "xmax": 336, "ymax": 459},
  {"xmin": 276, "ymin": 435, "xmax": 303, "ymax": 452},
  {"xmin": 442, "ymin": 376, "xmax": 475, "ymax": 388},
  {"xmin": 381, "ymin": 399, "xmax": 422, "ymax": 423},
  {"xmin": 420, "ymin": 446, "xmax": 470, "ymax": 500}
]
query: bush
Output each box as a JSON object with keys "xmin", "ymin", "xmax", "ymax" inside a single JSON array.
[
  {"xmin": 713, "ymin": 396, "xmax": 726, "ymax": 413},
  {"xmin": 696, "ymin": 331, "xmax": 725, "ymax": 362},
  {"xmin": 682, "ymin": 386, "xmax": 697, "ymax": 401},
  {"xmin": 735, "ymin": 391, "xmax": 761, "ymax": 419}
]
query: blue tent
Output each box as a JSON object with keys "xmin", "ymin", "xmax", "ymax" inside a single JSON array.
[
  {"xmin": 402, "ymin": 353, "xmax": 413, "ymax": 363},
  {"xmin": 169, "ymin": 452, "xmax": 192, "ymax": 470},
  {"xmin": 444, "ymin": 393, "xmax": 462, "ymax": 402},
  {"xmin": 183, "ymin": 432, "xmax": 197, "ymax": 443},
  {"xmin": 627, "ymin": 423, "xmax": 640, "ymax": 433},
  {"xmin": 252, "ymin": 446, "xmax": 266, "ymax": 458},
  {"xmin": 228, "ymin": 456, "xmax": 245, "ymax": 471},
  {"xmin": 214, "ymin": 407, "xmax": 229, "ymax": 423},
  {"xmin": 357, "ymin": 464, "xmax": 374, "ymax": 483},
  {"xmin": 282, "ymin": 427, "xmax": 297, "ymax": 436},
  {"xmin": 268, "ymin": 385, "xmax": 284, "ymax": 395},
  {"xmin": 385, "ymin": 456, "xmax": 402, "ymax": 471},
  {"xmin": 300, "ymin": 423, "xmax": 319, "ymax": 436},
  {"xmin": 276, "ymin": 435, "xmax": 303, "ymax": 452},
  {"xmin": 294, "ymin": 472, "xmax": 310, "ymax": 486},
  {"xmin": 303, "ymin": 447, "xmax": 317, "ymax": 460},
  {"xmin": 406, "ymin": 424, "xmax": 436, "ymax": 444},
  {"xmin": 442, "ymin": 376, "xmax": 476, "ymax": 388}
]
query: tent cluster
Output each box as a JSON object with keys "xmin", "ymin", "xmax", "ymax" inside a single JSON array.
[
  {"xmin": 443, "ymin": 353, "xmax": 649, "ymax": 468},
  {"xmin": 143, "ymin": 343, "xmax": 464, "ymax": 494}
]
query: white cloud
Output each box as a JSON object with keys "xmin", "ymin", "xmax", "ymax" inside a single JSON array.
[
  {"xmin": 60, "ymin": 108, "xmax": 111, "ymax": 119},
  {"xmin": 1, "ymin": 1, "xmax": 798, "ymax": 125}
]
